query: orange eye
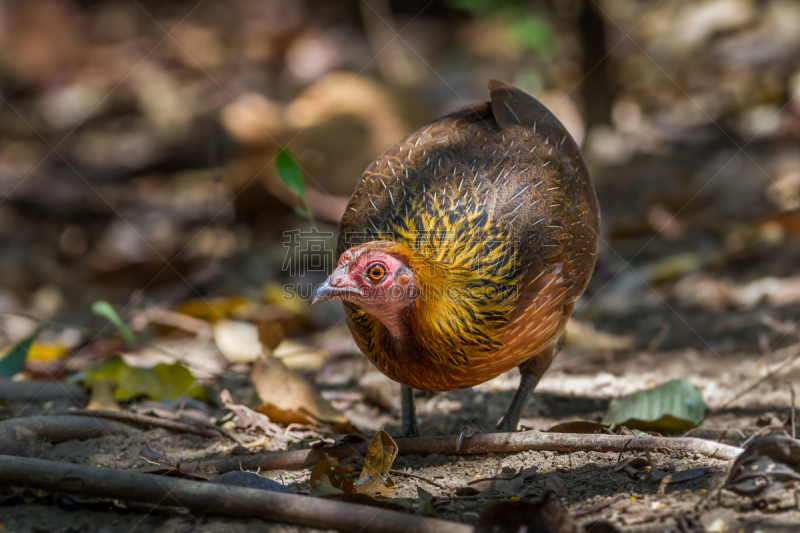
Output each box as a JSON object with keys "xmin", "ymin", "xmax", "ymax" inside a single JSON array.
[{"xmin": 366, "ymin": 262, "xmax": 387, "ymax": 282}]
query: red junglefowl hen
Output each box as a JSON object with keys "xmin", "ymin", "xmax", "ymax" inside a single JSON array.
[{"xmin": 311, "ymin": 80, "xmax": 600, "ymax": 437}]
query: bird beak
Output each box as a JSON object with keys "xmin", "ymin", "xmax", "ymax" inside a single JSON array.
[{"xmin": 309, "ymin": 277, "xmax": 361, "ymax": 305}]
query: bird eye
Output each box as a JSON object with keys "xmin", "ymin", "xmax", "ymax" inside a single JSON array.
[{"xmin": 366, "ymin": 262, "xmax": 387, "ymax": 282}]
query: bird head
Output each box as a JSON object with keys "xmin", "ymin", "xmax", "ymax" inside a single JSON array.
[{"xmin": 310, "ymin": 241, "xmax": 420, "ymax": 336}]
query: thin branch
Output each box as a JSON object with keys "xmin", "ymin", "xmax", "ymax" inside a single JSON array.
[
  {"xmin": 787, "ymin": 381, "xmax": 797, "ymax": 440},
  {"xmin": 58, "ymin": 409, "xmax": 224, "ymax": 439},
  {"xmin": 200, "ymin": 430, "xmax": 744, "ymax": 474},
  {"xmin": 715, "ymin": 344, "xmax": 800, "ymax": 414},
  {"xmin": 741, "ymin": 424, "xmax": 787, "ymax": 447},
  {"xmin": 0, "ymin": 415, "xmax": 133, "ymax": 456},
  {"xmin": 0, "ymin": 380, "xmax": 88, "ymax": 405},
  {"xmin": 388, "ymin": 469, "xmax": 450, "ymax": 491},
  {"xmin": 569, "ymin": 493, "xmax": 626, "ymax": 518},
  {"xmin": 0, "ymin": 456, "xmax": 470, "ymax": 533}
]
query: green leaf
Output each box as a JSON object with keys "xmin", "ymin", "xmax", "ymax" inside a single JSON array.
[
  {"xmin": 602, "ymin": 378, "xmax": 706, "ymax": 432},
  {"xmin": 81, "ymin": 356, "xmax": 206, "ymax": 402},
  {"xmin": 445, "ymin": 0, "xmax": 527, "ymax": 15},
  {"xmin": 293, "ymin": 207, "xmax": 311, "ymax": 219},
  {"xmin": 0, "ymin": 326, "xmax": 44, "ymax": 377},
  {"xmin": 91, "ymin": 301, "xmax": 137, "ymax": 343},
  {"xmin": 276, "ymin": 147, "xmax": 305, "ymax": 198},
  {"xmin": 506, "ymin": 13, "xmax": 557, "ymax": 56}
]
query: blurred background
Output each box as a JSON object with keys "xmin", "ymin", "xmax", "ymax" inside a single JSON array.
[{"xmin": 2, "ymin": 0, "xmax": 800, "ymax": 403}]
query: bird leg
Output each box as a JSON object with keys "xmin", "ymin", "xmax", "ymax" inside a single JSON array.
[
  {"xmin": 496, "ymin": 337, "xmax": 562, "ymax": 432},
  {"xmin": 496, "ymin": 368, "xmax": 541, "ymax": 432},
  {"xmin": 401, "ymin": 385, "xmax": 419, "ymax": 437},
  {"xmin": 455, "ymin": 367, "xmax": 540, "ymax": 449}
]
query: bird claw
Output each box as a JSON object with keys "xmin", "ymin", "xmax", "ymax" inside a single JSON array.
[{"xmin": 455, "ymin": 422, "xmax": 484, "ymax": 452}]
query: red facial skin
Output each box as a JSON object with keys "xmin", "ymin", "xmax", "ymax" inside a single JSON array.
[{"xmin": 312, "ymin": 248, "xmax": 418, "ymax": 338}]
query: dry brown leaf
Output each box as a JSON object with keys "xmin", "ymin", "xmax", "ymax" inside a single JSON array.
[
  {"xmin": 354, "ymin": 430, "xmax": 398, "ymax": 494},
  {"xmin": 218, "ymin": 389, "xmax": 288, "ymax": 439},
  {"xmin": 414, "ymin": 487, "xmax": 439, "ymax": 517},
  {"xmin": 359, "ymin": 371, "xmax": 401, "ymax": 412},
  {"xmin": 613, "ymin": 457, "xmax": 649, "ymax": 473},
  {"xmin": 310, "ymin": 453, "xmax": 355, "ymax": 494},
  {"xmin": 545, "ymin": 472, "xmax": 567, "ymax": 496},
  {"xmin": 565, "ymin": 319, "xmax": 636, "ymax": 352},
  {"xmin": 214, "ymin": 320, "xmax": 262, "ymax": 363},
  {"xmin": 312, "ymin": 488, "xmax": 410, "ymax": 511},
  {"xmin": 219, "ymin": 92, "xmax": 284, "ymax": 144},
  {"xmin": 726, "ymin": 435, "xmax": 800, "ymax": 499},
  {"xmin": 370, "ymin": 476, "xmax": 396, "ymax": 497},
  {"xmin": 176, "ymin": 296, "xmax": 257, "ymax": 323},
  {"xmin": 257, "ymin": 320, "xmax": 284, "ymax": 351},
  {"xmin": 251, "ymin": 354, "xmax": 353, "ymax": 433},
  {"xmin": 758, "ymin": 209, "xmax": 800, "ymax": 237},
  {"xmin": 271, "ymin": 339, "xmax": 326, "ymax": 371}
]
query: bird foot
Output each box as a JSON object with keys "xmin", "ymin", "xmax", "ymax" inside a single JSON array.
[
  {"xmin": 455, "ymin": 417, "xmax": 526, "ymax": 451},
  {"xmin": 455, "ymin": 422, "xmax": 485, "ymax": 452}
]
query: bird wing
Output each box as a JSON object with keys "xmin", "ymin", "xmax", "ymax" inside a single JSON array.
[
  {"xmin": 464, "ymin": 268, "xmax": 572, "ymax": 379},
  {"xmin": 337, "ymin": 100, "xmax": 498, "ymax": 256}
]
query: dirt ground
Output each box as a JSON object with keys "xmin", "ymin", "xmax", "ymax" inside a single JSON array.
[
  {"xmin": 3, "ymin": 145, "xmax": 800, "ymax": 532},
  {"xmin": 2, "ymin": 329, "xmax": 799, "ymax": 532}
]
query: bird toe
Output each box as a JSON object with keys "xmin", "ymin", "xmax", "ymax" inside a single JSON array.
[{"xmin": 455, "ymin": 422, "xmax": 485, "ymax": 451}]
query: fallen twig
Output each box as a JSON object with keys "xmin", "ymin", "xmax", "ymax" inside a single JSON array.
[
  {"xmin": 787, "ymin": 381, "xmax": 796, "ymax": 440},
  {"xmin": 569, "ymin": 493, "xmax": 626, "ymax": 518},
  {"xmin": 0, "ymin": 415, "xmax": 133, "ymax": 456},
  {"xmin": 58, "ymin": 409, "xmax": 225, "ymax": 440},
  {"xmin": 0, "ymin": 455, "xmax": 470, "ymax": 533},
  {"xmin": 0, "ymin": 379, "xmax": 88, "ymax": 405},
  {"xmin": 681, "ymin": 427, "xmax": 746, "ymax": 444},
  {"xmin": 200, "ymin": 431, "xmax": 744, "ymax": 474},
  {"xmin": 388, "ymin": 469, "xmax": 450, "ymax": 491},
  {"xmin": 715, "ymin": 343, "xmax": 800, "ymax": 414},
  {"xmin": 209, "ymin": 422, "xmax": 249, "ymax": 446},
  {"xmin": 741, "ymin": 424, "xmax": 787, "ymax": 447},
  {"xmin": 623, "ymin": 506, "xmax": 674, "ymax": 525}
]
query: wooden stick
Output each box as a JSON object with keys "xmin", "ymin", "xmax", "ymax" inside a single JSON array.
[
  {"xmin": 0, "ymin": 455, "xmax": 470, "ymax": 533},
  {"xmin": 58, "ymin": 409, "xmax": 222, "ymax": 439},
  {"xmin": 569, "ymin": 493, "xmax": 625, "ymax": 518},
  {"xmin": 201, "ymin": 431, "xmax": 744, "ymax": 473},
  {"xmin": 787, "ymin": 381, "xmax": 797, "ymax": 440},
  {"xmin": 0, "ymin": 415, "xmax": 133, "ymax": 456},
  {"xmin": 0, "ymin": 379, "xmax": 88, "ymax": 405},
  {"xmin": 714, "ymin": 344, "xmax": 800, "ymax": 414},
  {"xmin": 388, "ymin": 469, "xmax": 450, "ymax": 491}
]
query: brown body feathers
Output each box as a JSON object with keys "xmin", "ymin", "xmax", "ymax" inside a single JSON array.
[{"xmin": 337, "ymin": 80, "xmax": 599, "ymax": 392}]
